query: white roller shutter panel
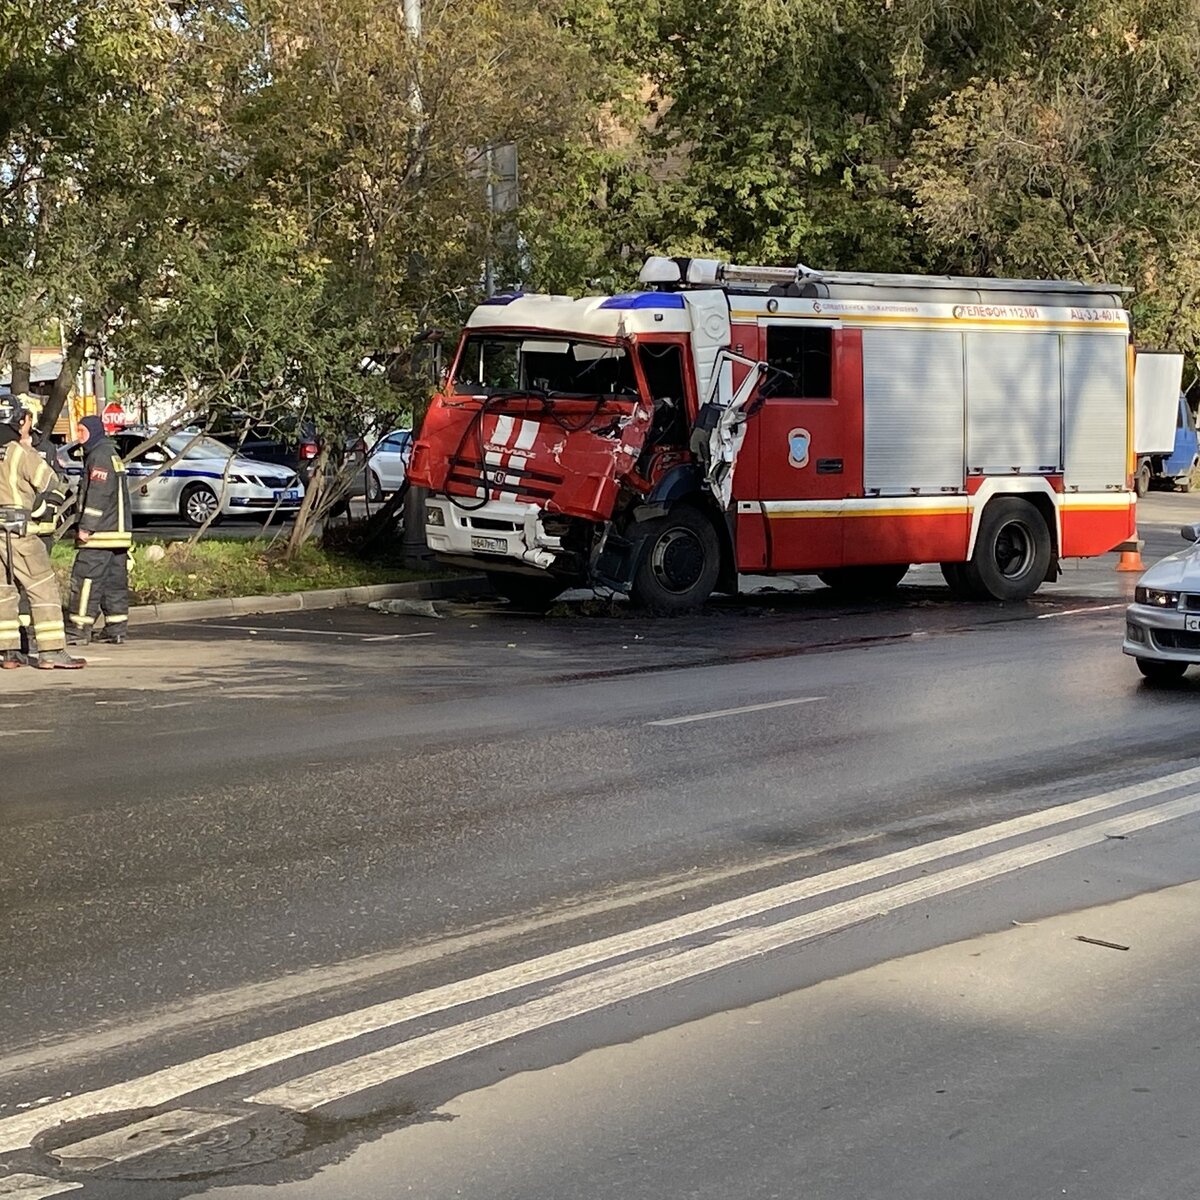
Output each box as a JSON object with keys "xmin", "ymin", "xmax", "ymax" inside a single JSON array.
[
  {"xmin": 1063, "ymin": 333, "xmax": 1129, "ymax": 491},
  {"xmin": 965, "ymin": 332, "xmax": 1061, "ymax": 473},
  {"xmin": 862, "ymin": 329, "xmax": 964, "ymax": 493}
]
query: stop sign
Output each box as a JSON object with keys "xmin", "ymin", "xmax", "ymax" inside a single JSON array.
[{"xmin": 102, "ymin": 403, "xmax": 127, "ymax": 434}]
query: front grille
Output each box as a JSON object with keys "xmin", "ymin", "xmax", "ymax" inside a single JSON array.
[
  {"xmin": 1152, "ymin": 629, "xmax": 1200, "ymax": 651},
  {"xmin": 446, "ymin": 456, "xmax": 564, "ymax": 504},
  {"xmin": 1181, "ymin": 594, "xmax": 1200, "ymax": 613},
  {"xmin": 469, "ymin": 517, "xmax": 521, "ymax": 532},
  {"xmin": 254, "ymin": 475, "xmax": 290, "ymax": 489}
]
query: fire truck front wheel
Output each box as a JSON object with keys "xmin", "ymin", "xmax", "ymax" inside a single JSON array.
[
  {"xmin": 962, "ymin": 498, "xmax": 1053, "ymax": 601},
  {"xmin": 630, "ymin": 505, "xmax": 722, "ymax": 615}
]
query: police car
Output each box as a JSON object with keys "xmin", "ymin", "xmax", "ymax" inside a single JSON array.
[{"xmin": 58, "ymin": 429, "xmax": 305, "ymax": 527}]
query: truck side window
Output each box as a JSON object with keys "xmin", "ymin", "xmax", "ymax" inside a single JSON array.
[
  {"xmin": 761, "ymin": 326, "xmax": 832, "ymax": 399},
  {"xmin": 638, "ymin": 344, "xmax": 688, "ymax": 445}
]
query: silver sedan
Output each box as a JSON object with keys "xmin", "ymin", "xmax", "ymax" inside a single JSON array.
[
  {"xmin": 1123, "ymin": 522, "xmax": 1200, "ymax": 681},
  {"xmin": 59, "ymin": 431, "xmax": 305, "ymax": 527}
]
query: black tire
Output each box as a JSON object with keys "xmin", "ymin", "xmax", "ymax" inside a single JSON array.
[
  {"xmin": 1135, "ymin": 460, "xmax": 1152, "ymax": 496},
  {"xmin": 366, "ymin": 470, "xmax": 383, "ymax": 502},
  {"xmin": 1136, "ymin": 658, "xmax": 1188, "ymax": 683},
  {"xmin": 940, "ymin": 561, "xmax": 973, "ymax": 598},
  {"xmin": 487, "ymin": 572, "xmax": 565, "ymax": 612},
  {"xmin": 960, "ymin": 498, "xmax": 1052, "ymax": 601},
  {"xmin": 180, "ymin": 483, "xmax": 221, "ymax": 528},
  {"xmin": 817, "ymin": 564, "xmax": 909, "ymax": 597},
  {"xmin": 629, "ymin": 505, "xmax": 721, "ymax": 615}
]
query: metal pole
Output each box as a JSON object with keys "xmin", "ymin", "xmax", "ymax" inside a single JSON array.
[{"xmin": 400, "ymin": 0, "xmax": 433, "ymax": 568}]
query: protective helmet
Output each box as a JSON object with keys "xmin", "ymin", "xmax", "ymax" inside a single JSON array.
[
  {"xmin": 0, "ymin": 391, "xmax": 39, "ymax": 429},
  {"xmin": 0, "ymin": 393, "xmax": 21, "ymax": 431}
]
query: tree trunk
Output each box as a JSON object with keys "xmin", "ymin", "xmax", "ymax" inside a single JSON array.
[
  {"xmin": 10, "ymin": 341, "xmax": 31, "ymax": 395},
  {"xmin": 38, "ymin": 333, "xmax": 88, "ymax": 438}
]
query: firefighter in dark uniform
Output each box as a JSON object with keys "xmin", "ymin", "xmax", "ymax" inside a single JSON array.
[
  {"xmin": 67, "ymin": 414, "xmax": 132, "ymax": 644},
  {"xmin": 0, "ymin": 394, "xmax": 82, "ymax": 669}
]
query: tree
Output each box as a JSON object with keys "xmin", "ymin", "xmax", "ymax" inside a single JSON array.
[{"xmin": 904, "ymin": 2, "xmax": 1200, "ymax": 357}]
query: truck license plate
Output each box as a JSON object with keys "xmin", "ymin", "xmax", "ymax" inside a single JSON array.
[
  {"xmin": 1186, "ymin": 615, "xmax": 1200, "ymax": 632},
  {"xmin": 471, "ymin": 535, "xmax": 507, "ymax": 553}
]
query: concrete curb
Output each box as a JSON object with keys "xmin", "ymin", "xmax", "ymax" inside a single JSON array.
[{"xmin": 127, "ymin": 575, "xmax": 491, "ymax": 627}]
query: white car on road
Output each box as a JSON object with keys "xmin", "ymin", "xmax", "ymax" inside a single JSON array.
[
  {"xmin": 1123, "ymin": 522, "xmax": 1200, "ymax": 681},
  {"xmin": 365, "ymin": 429, "xmax": 413, "ymax": 502},
  {"xmin": 60, "ymin": 430, "xmax": 305, "ymax": 527}
]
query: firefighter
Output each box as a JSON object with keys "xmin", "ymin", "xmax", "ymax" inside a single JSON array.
[
  {"xmin": 66, "ymin": 415, "xmax": 132, "ymax": 645},
  {"xmin": 0, "ymin": 394, "xmax": 83, "ymax": 670},
  {"xmin": 12, "ymin": 393, "xmax": 64, "ymax": 662}
]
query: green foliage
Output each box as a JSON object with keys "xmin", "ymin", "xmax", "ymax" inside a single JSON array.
[
  {"xmin": 10, "ymin": 0, "xmax": 1200, "ymax": 488},
  {"xmin": 50, "ymin": 537, "xmax": 434, "ymax": 603}
]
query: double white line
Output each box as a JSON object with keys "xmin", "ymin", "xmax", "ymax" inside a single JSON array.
[{"xmin": 4, "ymin": 764, "xmax": 1200, "ymax": 1168}]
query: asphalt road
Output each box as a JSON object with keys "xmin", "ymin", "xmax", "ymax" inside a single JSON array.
[{"xmin": 3, "ymin": 506, "xmax": 1200, "ymax": 1198}]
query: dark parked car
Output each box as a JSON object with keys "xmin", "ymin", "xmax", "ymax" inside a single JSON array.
[{"xmin": 210, "ymin": 420, "xmax": 368, "ymax": 496}]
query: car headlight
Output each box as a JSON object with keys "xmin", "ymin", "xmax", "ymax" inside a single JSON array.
[
  {"xmin": 1134, "ymin": 586, "xmax": 1180, "ymax": 608},
  {"xmin": 228, "ymin": 474, "xmax": 248, "ymax": 484},
  {"xmin": 425, "ymin": 506, "xmax": 445, "ymax": 527}
]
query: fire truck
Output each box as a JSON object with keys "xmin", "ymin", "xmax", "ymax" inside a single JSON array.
[{"xmin": 408, "ymin": 256, "xmax": 1135, "ymax": 613}]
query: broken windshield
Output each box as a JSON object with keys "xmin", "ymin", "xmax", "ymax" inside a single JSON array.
[{"xmin": 453, "ymin": 334, "xmax": 639, "ymax": 399}]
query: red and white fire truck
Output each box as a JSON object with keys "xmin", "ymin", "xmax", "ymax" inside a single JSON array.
[{"xmin": 408, "ymin": 256, "xmax": 1135, "ymax": 612}]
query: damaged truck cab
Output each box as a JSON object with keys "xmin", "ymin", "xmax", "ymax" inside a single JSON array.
[
  {"xmin": 408, "ymin": 284, "xmax": 750, "ymax": 612},
  {"xmin": 409, "ymin": 256, "xmax": 1136, "ymax": 612}
]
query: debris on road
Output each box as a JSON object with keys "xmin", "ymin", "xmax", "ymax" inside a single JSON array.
[
  {"xmin": 368, "ymin": 599, "xmax": 444, "ymax": 619},
  {"xmin": 1074, "ymin": 935, "xmax": 1130, "ymax": 951}
]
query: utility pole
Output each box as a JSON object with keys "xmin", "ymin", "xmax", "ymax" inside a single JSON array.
[{"xmin": 400, "ymin": 0, "xmax": 434, "ymax": 569}]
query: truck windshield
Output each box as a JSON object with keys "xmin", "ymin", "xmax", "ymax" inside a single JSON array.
[{"xmin": 453, "ymin": 334, "xmax": 639, "ymax": 399}]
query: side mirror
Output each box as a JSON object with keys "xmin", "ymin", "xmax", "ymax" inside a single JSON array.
[{"xmin": 1181, "ymin": 524, "xmax": 1200, "ymax": 543}]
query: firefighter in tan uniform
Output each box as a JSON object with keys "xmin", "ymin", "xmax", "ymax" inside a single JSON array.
[
  {"xmin": 13, "ymin": 393, "xmax": 64, "ymax": 661},
  {"xmin": 0, "ymin": 394, "xmax": 83, "ymax": 669},
  {"xmin": 67, "ymin": 415, "xmax": 132, "ymax": 644}
]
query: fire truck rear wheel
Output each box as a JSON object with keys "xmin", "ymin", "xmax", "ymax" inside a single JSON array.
[
  {"xmin": 962, "ymin": 498, "xmax": 1052, "ymax": 602},
  {"xmin": 630, "ymin": 505, "xmax": 722, "ymax": 615},
  {"xmin": 486, "ymin": 572, "xmax": 565, "ymax": 612},
  {"xmin": 817, "ymin": 564, "xmax": 909, "ymax": 597}
]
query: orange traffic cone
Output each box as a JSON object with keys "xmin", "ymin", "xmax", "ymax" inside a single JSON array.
[{"xmin": 1116, "ymin": 533, "xmax": 1144, "ymax": 572}]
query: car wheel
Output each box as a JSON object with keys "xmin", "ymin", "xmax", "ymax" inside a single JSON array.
[
  {"xmin": 817, "ymin": 564, "xmax": 909, "ymax": 597},
  {"xmin": 1136, "ymin": 658, "xmax": 1188, "ymax": 683},
  {"xmin": 960, "ymin": 498, "xmax": 1052, "ymax": 601},
  {"xmin": 486, "ymin": 572, "xmax": 565, "ymax": 612},
  {"xmin": 180, "ymin": 483, "xmax": 221, "ymax": 528},
  {"xmin": 366, "ymin": 470, "xmax": 383, "ymax": 502},
  {"xmin": 630, "ymin": 504, "xmax": 722, "ymax": 615}
]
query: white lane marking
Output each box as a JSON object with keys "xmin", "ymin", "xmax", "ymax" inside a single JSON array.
[
  {"xmin": 3, "ymin": 763, "xmax": 1200, "ymax": 1152},
  {"xmin": 0, "ymin": 834, "xmax": 880, "ymax": 1081},
  {"xmin": 53, "ymin": 1108, "xmax": 241, "ymax": 1168},
  {"xmin": 0, "ymin": 731, "xmax": 51, "ymax": 738},
  {"xmin": 1037, "ymin": 603, "xmax": 1126, "ymax": 620},
  {"xmin": 181, "ymin": 625, "xmax": 432, "ymax": 640},
  {"xmin": 647, "ymin": 697, "xmax": 823, "ymax": 726},
  {"xmin": 254, "ymin": 790, "xmax": 1200, "ymax": 1111},
  {"xmin": 0, "ymin": 1175, "xmax": 81, "ymax": 1198},
  {"xmin": 362, "ymin": 633, "xmax": 435, "ymax": 642}
]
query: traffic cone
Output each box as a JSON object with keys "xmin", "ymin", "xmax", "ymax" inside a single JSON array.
[{"xmin": 1116, "ymin": 533, "xmax": 1144, "ymax": 572}]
